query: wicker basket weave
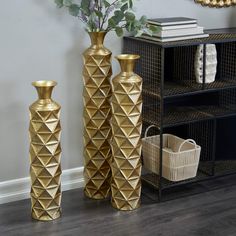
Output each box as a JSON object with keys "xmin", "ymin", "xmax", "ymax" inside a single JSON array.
[{"xmin": 142, "ymin": 125, "xmax": 201, "ymax": 182}]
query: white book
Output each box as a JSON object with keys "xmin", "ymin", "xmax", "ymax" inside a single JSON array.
[
  {"xmin": 140, "ymin": 34, "xmax": 209, "ymax": 43},
  {"xmin": 154, "ymin": 26, "xmax": 204, "ymax": 38},
  {"xmin": 148, "ymin": 17, "xmax": 197, "ymax": 26},
  {"xmin": 153, "ymin": 23, "xmax": 198, "ymax": 31}
]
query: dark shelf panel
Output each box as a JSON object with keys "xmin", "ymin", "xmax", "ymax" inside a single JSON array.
[
  {"xmin": 143, "ymin": 78, "xmax": 236, "ymax": 99},
  {"xmin": 204, "ymin": 78, "xmax": 236, "ymax": 90},
  {"xmin": 143, "ymin": 106, "xmax": 212, "ymax": 128},
  {"xmin": 201, "ymin": 160, "xmax": 236, "ymax": 176},
  {"xmin": 143, "ymin": 104, "xmax": 236, "ymax": 128},
  {"xmin": 196, "ymin": 105, "xmax": 236, "ymax": 117},
  {"xmin": 142, "ymin": 169, "xmax": 209, "ymax": 190},
  {"xmin": 142, "ymin": 160, "xmax": 236, "ymax": 190}
]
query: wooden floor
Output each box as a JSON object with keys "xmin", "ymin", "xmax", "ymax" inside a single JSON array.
[{"xmin": 1, "ymin": 175, "xmax": 236, "ymax": 236}]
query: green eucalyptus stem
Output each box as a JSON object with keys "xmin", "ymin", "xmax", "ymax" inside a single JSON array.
[
  {"xmin": 54, "ymin": 0, "xmax": 158, "ymax": 37},
  {"xmin": 100, "ymin": 0, "xmax": 120, "ymax": 30}
]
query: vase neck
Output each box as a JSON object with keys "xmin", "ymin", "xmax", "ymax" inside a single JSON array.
[
  {"xmin": 89, "ymin": 32, "xmax": 107, "ymax": 48},
  {"xmin": 116, "ymin": 54, "xmax": 140, "ymax": 74},
  {"xmin": 32, "ymin": 81, "xmax": 57, "ymax": 100}
]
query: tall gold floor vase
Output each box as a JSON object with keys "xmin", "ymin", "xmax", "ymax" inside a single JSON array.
[
  {"xmin": 83, "ymin": 32, "xmax": 112, "ymax": 199},
  {"xmin": 29, "ymin": 81, "xmax": 62, "ymax": 221},
  {"xmin": 111, "ymin": 54, "xmax": 143, "ymax": 211}
]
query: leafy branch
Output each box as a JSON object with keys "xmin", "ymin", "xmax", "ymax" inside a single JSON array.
[{"xmin": 54, "ymin": 0, "xmax": 158, "ymax": 37}]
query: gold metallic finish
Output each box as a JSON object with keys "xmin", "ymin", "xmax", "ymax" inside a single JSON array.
[
  {"xmin": 111, "ymin": 54, "xmax": 143, "ymax": 211},
  {"xmin": 29, "ymin": 81, "xmax": 62, "ymax": 221},
  {"xmin": 195, "ymin": 0, "xmax": 236, "ymax": 7},
  {"xmin": 82, "ymin": 32, "xmax": 112, "ymax": 199}
]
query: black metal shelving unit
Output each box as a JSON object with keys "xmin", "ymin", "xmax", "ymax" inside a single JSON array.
[{"xmin": 123, "ymin": 28, "xmax": 236, "ymax": 201}]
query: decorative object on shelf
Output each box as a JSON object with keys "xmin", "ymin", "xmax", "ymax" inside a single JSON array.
[
  {"xmin": 142, "ymin": 126, "xmax": 201, "ymax": 182},
  {"xmin": 54, "ymin": 0, "xmax": 157, "ymax": 200},
  {"xmin": 29, "ymin": 81, "xmax": 62, "ymax": 221},
  {"xmin": 195, "ymin": 0, "xmax": 236, "ymax": 7},
  {"xmin": 82, "ymin": 31, "xmax": 112, "ymax": 199},
  {"xmin": 195, "ymin": 44, "xmax": 217, "ymax": 84},
  {"xmin": 110, "ymin": 54, "xmax": 143, "ymax": 211},
  {"xmin": 144, "ymin": 17, "xmax": 209, "ymax": 42}
]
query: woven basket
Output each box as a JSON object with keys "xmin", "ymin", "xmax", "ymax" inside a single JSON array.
[{"xmin": 142, "ymin": 125, "xmax": 201, "ymax": 182}]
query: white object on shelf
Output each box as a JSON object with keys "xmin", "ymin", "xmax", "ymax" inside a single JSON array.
[
  {"xmin": 142, "ymin": 125, "xmax": 201, "ymax": 182},
  {"xmin": 195, "ymin": 44, "xmax": 217, "ymax": 84}
]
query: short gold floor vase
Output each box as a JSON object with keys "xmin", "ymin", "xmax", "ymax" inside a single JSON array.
[
  {"xmin": 82, "ymin": 32, "xmax": 112, "ymax": 199},
  {"xmin": 29, "ymin": 81, "xmax": 62, "ymax": 221},
  {"xmin": 111, "ymin": 55, "xmax": 143, "ymax": 211}
]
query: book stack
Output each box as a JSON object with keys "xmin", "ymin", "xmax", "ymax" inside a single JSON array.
[{"xmin": 141, "ymin": 17, "xmax": 209, "ymax": 42}]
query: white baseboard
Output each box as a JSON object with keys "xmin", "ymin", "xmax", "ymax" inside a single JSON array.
[{"xmin": 0, "ymin": 167, "xmax": 84, "ymax": 205}]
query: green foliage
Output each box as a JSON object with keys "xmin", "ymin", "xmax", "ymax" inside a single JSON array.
[
  {"xmin": 54, "ymin": 0, "xmax": 158, "ymax": 37},
  {"xmin": 69, "ymin": 4, "xmax": 80, "ymax": 16},
  {"xmin": 55, "ymin": 0, "xmax": 63, "ymax": 8},
  {"xmin": 63, "ymin": 0, "xmax": 72, "ymax": 7}
]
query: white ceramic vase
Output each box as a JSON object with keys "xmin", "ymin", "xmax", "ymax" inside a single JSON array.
[{"xmin": 195, "ymin": 44, "xmax": 217, "ymax": 84}]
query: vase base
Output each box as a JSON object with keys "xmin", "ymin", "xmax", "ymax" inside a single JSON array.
[
  {"xmin": 84, "ymin": 189, "xmax": 110, "ymax": 200},
  {"xmin": 111, "ymin": 201, "xmax": 141, "ymax": 211},
  {"xmin": 31, "ymin": 210, "xmax": 61, "ymax": 221}
]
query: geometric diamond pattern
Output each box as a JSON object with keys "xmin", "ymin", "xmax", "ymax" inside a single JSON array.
[
  {"xmin": 110, "ymin": 58, "xmax": 143, "ymax": 211},
  {"xmin": 29, "ymin": 91, "xmax": 62, "ymax": 221},
  {"xmin": 82, "ymin": 32, "xmax": 112, "ymax": 200},
  {"xmin": 195, "ymin": 0, "xmax": 235, "ymax": 8}
]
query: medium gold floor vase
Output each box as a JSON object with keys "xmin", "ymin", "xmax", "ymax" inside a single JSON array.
[
  {"xmin": 29, "ymin": 81, "xmax": 62, "ymax": 221},
  {"xmin": 82, "ymin": 32, "xmax": 112, "ymax": 199},
  {"xmin": 111, "ymin": 54, "xmax": 143, "ymax": 211}
]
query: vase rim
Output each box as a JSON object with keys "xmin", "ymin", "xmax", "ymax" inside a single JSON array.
[
  {"xmin": 115, "ymin": 54, "xmax": 140, "ymax": 60},
  {"xmin": 88, "ymin": 30, "xmax": 107, "ymax": 33},
  {"xmin": 32, "ymin": 80, "xmax": 57, "ymax": 87}
]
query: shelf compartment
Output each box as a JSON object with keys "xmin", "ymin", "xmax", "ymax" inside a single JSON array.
[
  {"xmin": 143, "ymin": 88, "xmax": 236, "ymax": 128},
  {"xmin": 143, "ymin": 79, "xmax": 236, "ymax": 99},
  {"xmin": 142, "ymin": 160, "xmax": 236, "ymax": 190},
  {"xmin": 142, "ymin": 93, "xmax": 213, "ymax": 128},
  {"xmin": 141, "ymin": 120, "xmax": 216, "ymax": 186},
  {"xmin": 142, "ymin": 168, "xmax": 209, "ymax": 190},
  {"xmin": 142, "ymin": 105, "xmax": 212, "ymax": 128},
  {"xmin": 199, "ymin": 161, "xmax": 236, "ymax": 176},
  {"xmin": 215, "ymin": 116, "xmax": 236, "ymax": 163},
  {"xmin": 203, "ymin": 78, "xmax": 236, "ymax": 90},
  {"xmin": 124, "ymin": 38, "xmax": 236, "ymax": 98}
]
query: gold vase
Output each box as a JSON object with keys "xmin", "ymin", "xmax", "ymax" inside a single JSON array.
[
  {"xmin": 110, "ymin": 54, "xmax": 143, "ymax": 211},
  {"xmin": 29, "ymin": 81, "xmax": 62, "ymax": 221},
  {"xmin": 82, "ymin": 32, "xmax": 112, "ymax": 199}
]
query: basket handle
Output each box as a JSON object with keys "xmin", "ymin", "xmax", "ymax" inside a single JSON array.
[
  {"xmin": 144, "ymin": 125, "xmax": 160, "ymax": 138},
  {"xmin": 178, "ymin": 139, "xmax": 197, "ymax": 153}
]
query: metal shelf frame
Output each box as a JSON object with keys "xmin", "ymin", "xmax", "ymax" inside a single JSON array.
[{"xmin": 123, "ymin": 28, "xmax": 236, "ymax": 202}]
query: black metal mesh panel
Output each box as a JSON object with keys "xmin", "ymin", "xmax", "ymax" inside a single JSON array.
[
  {"xmin": 123, "ymin": 38, "xmax": 162, "ymax": 97},
  {"xmin": 204, "ymin": 42, "xmax": 236, "ymax": 90},
  {"xmin": 220, "ymin": 42, "xmax": 236, "ymax": 81},
  {"xmin": 163, "ymin": 46, "xmax": 203, "ymax": 96},
  {"xmin": 196, "ymin": 88, "xmax": 236, "ymax": 117},
  {"xmin": 142, "ymin": 93, "xmax": 161, "ymax": 127},
  {"xmin": 220, "ymin": 88, "xmax": 236, "ymax": 110},
  {"xmin": 173, "ymin": 46, "xmax": 198, "ymax": 84},
  {"xmin": 188, "ymin": 120, "xmax": 215, "ymax": 162}
]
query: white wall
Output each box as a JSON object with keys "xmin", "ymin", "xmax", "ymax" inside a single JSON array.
[{"xmin": 0, "ymin": 0, "xmax": 236, "ymax": 182}]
